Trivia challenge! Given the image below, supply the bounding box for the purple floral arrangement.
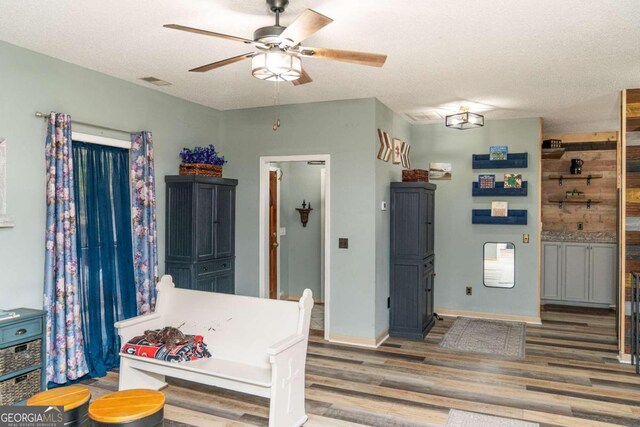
[179,145,226,166]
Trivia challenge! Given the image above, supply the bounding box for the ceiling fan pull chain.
[273,80,281,131]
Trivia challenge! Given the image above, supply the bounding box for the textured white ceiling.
[0,0,638,132]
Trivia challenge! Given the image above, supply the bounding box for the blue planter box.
[472,153,528,169]
[472,209,528,225]
[472,181,528,197]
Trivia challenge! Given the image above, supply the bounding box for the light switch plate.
[338,238,348,249]
[279,227,286,236]
[523,233,529,244]
[381,201,387,211]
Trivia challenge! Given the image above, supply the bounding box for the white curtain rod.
[34,111,135,135]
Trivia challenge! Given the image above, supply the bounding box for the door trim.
[269,166,281,299]
[259,155,331,341]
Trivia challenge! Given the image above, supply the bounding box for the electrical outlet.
[387,297,390,308]
[523,234,530,244]
[466,286,472,296]
[577,222,584,231]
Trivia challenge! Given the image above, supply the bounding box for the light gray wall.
[278,161,322,299]
[374,100,411,338]
[221,99,379,340]
[411,118,541,318]
[0,41,222,310]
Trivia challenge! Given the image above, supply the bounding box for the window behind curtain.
[73,141,136,378]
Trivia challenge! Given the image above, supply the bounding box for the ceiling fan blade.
[164,24,262,46]
[278,9,333,46]
[189,53,255,73]
[300,47,387,67]
[292,68,313,86]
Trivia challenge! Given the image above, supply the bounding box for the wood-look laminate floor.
[84,310,640,427]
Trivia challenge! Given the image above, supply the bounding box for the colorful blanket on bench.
[122,334,212,362]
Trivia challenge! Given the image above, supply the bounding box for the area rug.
[445,410,539,427]
[439,317,526,358]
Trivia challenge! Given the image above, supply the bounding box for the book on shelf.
[503,173,522,188]
[478,174,495,189]
[491,201,508,217]
[489,146,508,160]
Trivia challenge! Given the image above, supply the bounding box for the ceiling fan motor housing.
[254,25,286,45]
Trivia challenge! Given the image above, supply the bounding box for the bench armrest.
[114,312,162,330]
[266,334,305,356]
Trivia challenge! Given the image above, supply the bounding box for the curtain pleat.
[130,132,158,314]
[44,113,89,384]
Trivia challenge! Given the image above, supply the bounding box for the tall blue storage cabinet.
[390,182,437,340]
[165,175,237,294]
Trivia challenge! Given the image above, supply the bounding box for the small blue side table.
[0,308,46,405]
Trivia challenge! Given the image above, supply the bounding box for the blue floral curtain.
[44,113,89,384]
[130,132,158,314]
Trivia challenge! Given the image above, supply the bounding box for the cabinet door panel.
[425,190,435,257]
[563,244,589,301]
[166,183,193,261]
[391,190,422,258]
[590,244,616,304]
[542,243,562,300]
[215,272,234,294]
[214,186,235,259]
[195,276,216,293]
[196,184,215,260]
[424,267,434,327]
[391,263,421,331]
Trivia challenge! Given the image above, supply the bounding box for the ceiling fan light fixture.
[445,111,485,130]
[252,51,301,82]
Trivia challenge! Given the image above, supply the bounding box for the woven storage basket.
[0,369,41,405]
[179,163,222,177]
[402,169,429,182]
[0,339,41,376]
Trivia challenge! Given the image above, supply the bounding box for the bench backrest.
[153,275,312,368]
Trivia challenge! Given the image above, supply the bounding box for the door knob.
[272,241,279,248]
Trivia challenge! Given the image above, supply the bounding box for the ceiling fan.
[164,0,387,86]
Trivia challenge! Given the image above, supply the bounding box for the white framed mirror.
[483,242,515,288]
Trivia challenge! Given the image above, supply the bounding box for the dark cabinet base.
[390,316,435,340]
[166,257,235,294]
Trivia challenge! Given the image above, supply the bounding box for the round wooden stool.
[89,389,165,427]
[27,385,91,426]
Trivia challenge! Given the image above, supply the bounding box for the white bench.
[115,275,314,427]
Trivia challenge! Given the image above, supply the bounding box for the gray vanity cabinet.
[165,175,237,294]
[390,182,437,340]
[542,241,616,306]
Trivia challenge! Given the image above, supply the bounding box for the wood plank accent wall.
[541,135,617,233]
[623,88,640,354]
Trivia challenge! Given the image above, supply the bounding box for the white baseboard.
[435,307,542,325]
[328,328,389,348]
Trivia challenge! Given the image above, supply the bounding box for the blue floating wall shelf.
[472,181,528,197]
[472,153,528,169]
[472,209,528,225]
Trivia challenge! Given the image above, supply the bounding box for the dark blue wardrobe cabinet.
[165,175,237,294]
[390,182,437,340]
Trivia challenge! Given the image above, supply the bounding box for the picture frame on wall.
[376,128,388,161]
[489,146,508,160]
[0,138,14,228]
[429,162,452,180]
[503,173,522,188]
[392,138,402,164]
[383,132,392,162]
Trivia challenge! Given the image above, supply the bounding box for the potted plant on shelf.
[179,144,227,177]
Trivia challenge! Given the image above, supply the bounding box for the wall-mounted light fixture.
[296,200,313,227]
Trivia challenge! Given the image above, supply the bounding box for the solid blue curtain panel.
[130,132,159,314]
[72,142,137,378]
[44,113,89,384]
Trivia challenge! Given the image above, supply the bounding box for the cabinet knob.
[203,266,208,271]
[15,328,27,336]
[222,264,227,268]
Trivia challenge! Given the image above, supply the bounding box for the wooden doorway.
[269,170,279,299]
